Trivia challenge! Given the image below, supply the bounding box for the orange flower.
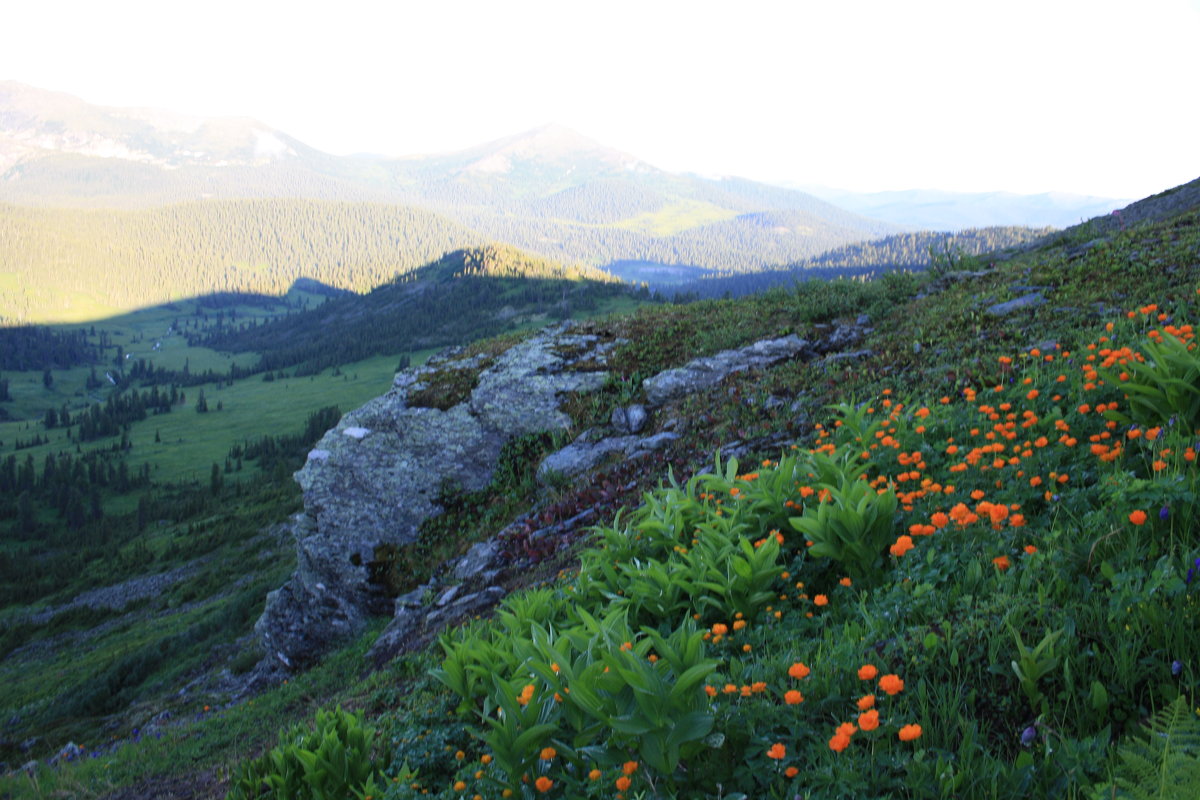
[837,721,858,738]
[1024,545,1037,555]
[615,776,631,791]
[539,747,556,761]
[785,766,799,778]
[889,535,915,557]
[993,555,1011,571]
[878,674,905,695]
[588,769,601,780]
[858,664,878,681]
[839,576,852,587]
[784,689,804,705]
[857,694,876,710]
[788,662,811,680]
[814,594,829,606]
[857,709,880,731]
[732,619,747,631]
[454,780,467,791]
[622,761,638,775]
[898,724,923,742]
[1129,509,1147,526]
[704,685,717,697]
[535,776,553,793]
[829,732,851,752]
[767,742,787,760]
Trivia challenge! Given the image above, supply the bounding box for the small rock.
[634,431,679,453]
[393,585,430,613]
[610,404,648,435]
[435,585,461,607]
[538,436,639,481]
[452,540,501,581]
[642,335,813,406]
[341,427,371,440]
[985,292,1046,317]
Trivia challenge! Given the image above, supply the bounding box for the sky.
[3,0,1198,200]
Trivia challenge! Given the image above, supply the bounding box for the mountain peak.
[0,81,308,171]
[456,123,649,176]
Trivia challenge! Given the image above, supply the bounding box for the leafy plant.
[1099,326,1200,431]
[789,457,898,582]
[1109,695,1200,800]
[1008,624,1065,715]
[226,707,385,800]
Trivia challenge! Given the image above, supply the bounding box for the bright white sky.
[3,0,1198,199]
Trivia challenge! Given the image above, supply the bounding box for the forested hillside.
[201,245,641,374]
[661,225,1052,298]
[0,199,485,323]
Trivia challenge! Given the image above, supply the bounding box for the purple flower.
[1020,726,1038,746]
[1161,506,1171,520]
[1172,660,1184,676]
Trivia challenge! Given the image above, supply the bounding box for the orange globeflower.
[898,724,923,742]
[829,732,852,752]
[993,555,1011,571]
[588,769,602,780]
[857,709,880,731]
[857,694,876,710]
[622,761,638,775]
[539,747,556,761]
[712,623,729,635]
[858,664,879,681]
[839,576,853,587]
[1129,509,1148,525]
[785,766,800,778]
[784,689,804,705]
[814,594,829,606]
[535,776,553,793]
[788,662,811,680]
[615,776,631,791]
[767,742,787,760]
[878,674,905,695]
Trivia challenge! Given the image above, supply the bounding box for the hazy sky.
[4,0,1198,199]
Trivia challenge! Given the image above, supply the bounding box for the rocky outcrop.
[641,335,815,406]
[254,323,612,671]
[253,316,874,675]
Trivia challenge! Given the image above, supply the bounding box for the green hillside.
[2,183,1197,798]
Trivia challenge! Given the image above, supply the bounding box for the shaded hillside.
[200,245,643,374]
[0,199,485,324]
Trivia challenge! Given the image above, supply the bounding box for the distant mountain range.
[1,81,1094,323]
[0,82,897,277]
[794,185,1128,231]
